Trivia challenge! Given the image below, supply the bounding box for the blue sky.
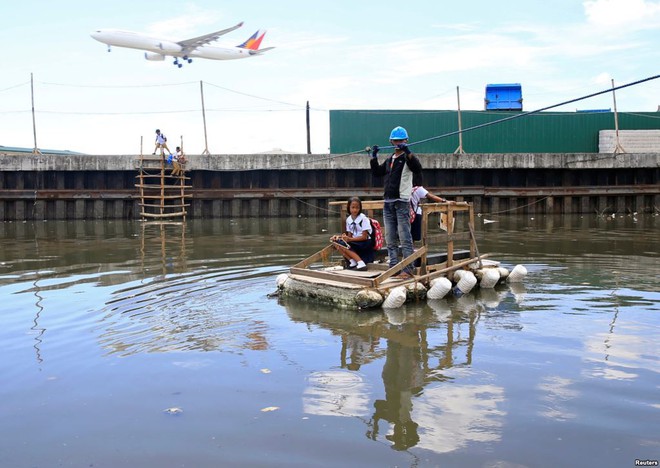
[1,0,659,154]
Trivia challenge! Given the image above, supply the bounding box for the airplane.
[90,22,274,67]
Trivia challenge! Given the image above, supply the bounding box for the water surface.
[0,215,658,467]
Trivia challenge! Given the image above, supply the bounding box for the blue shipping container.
[484,83,522,111]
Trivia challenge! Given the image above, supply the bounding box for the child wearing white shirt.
[330,197,375,271]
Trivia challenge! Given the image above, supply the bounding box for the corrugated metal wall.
[329,110,660,154]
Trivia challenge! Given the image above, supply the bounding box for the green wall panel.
[329,110,660,154]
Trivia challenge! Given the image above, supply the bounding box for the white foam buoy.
[454,271,477,296]
[382,286,407,309]
[497,267,510,281]
[507,264,528,283]
[453,269,466,282]
[427,277,452,299]
[479,268,500,289]
[276,273,289,288]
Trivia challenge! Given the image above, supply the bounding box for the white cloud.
[584,0,660,27]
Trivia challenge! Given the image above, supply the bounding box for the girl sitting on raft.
[330,197,375,271]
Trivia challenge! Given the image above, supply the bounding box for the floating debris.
[260,406,280,412]
[260,368,271,374]
[163,407,183,415]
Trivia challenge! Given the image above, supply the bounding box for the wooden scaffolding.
[135,153,191,220]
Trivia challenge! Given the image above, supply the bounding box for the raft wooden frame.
[289,199,484,290]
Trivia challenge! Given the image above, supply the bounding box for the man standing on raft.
[369,126,422,279]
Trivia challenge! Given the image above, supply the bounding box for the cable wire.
[375,74,660,150]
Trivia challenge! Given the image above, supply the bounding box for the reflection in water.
[537,376,578,421]
[31,275,45,366]
[370,335,425,451]
[303,370,371,418]
[414,384,505,453]
[96,271,274,356]
[286,294,508,453]
[140,221,189,277]
[1,216,658,466]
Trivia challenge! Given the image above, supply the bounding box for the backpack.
[369,218,384,250]
[162,134,167,142]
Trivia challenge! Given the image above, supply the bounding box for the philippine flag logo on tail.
[237,30,266,50]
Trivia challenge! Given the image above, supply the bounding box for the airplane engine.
[144,52,165,61]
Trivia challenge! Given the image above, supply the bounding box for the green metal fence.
[329,110,660,154]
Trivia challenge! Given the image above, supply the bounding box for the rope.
[479,195,552,216]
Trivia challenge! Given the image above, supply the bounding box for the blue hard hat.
[389,126,409,140]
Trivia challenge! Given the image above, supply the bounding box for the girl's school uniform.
[346,212,375,263]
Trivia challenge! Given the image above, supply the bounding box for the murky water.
[0,215,658,468]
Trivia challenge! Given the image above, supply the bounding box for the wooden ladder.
[136,152,191,220]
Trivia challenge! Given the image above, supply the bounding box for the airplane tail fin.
[237,29,267,50]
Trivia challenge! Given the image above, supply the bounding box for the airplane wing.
[177,22,244,52]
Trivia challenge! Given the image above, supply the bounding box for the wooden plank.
[139,203,190,208]
[374,254,490,291]
[135,184,192,189]
[140,211,186,218]
[136,174,190,180]
[289,267,374,287]
[373,246,427,287]
[467,221,482,268]
[139,194,193,199]
[292,244,335,269]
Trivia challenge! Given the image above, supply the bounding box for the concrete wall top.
[0,152,658,171]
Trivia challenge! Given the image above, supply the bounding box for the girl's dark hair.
[346,196,362,213]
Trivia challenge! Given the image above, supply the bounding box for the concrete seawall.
[1,152,658,220]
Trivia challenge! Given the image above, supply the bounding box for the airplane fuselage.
[91,29,256,61]
[92,30,183,54]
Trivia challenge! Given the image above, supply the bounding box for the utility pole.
[306,101,311,154]
[454,86,465,155]
[611,79,626,154]
[31,73,41,155]
[200,80,210,155]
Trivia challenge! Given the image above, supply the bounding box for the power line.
[0,81,30,93]
[203,80,326,110]
[38,80,197,88]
